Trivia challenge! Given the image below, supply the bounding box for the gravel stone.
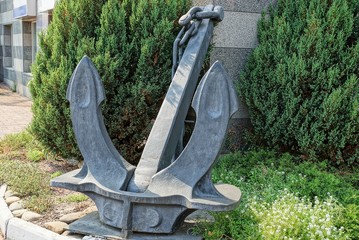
[12,209,28,218]
[4,190,15,199]
[59,212,85,223]
[83,206,97,214]
[61,230,84,239]
[44,221,68,234]
[21,211,42,221]
[9,201,23,211]
[5,196,20,205]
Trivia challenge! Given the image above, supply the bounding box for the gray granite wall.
[192,0,276,150]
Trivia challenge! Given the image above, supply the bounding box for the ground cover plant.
[0,131,87,213]
[239,0,359,164]
[30,0,190,164]
[196,150,358,239]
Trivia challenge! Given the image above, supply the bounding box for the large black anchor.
[51,5,241,239]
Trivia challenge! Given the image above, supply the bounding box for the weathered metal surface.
[147,61,239,198]
[51,4,241,239]
[128,5,215,193]
[52,169,240,234]
[68,211,202,240]
[66,56,135,191]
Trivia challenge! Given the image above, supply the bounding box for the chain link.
[172,6,224,78]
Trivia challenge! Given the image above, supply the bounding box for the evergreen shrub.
[30,0,189,164]
[239,0,359,165]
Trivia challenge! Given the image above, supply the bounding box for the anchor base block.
[68,211,202,240]
[51,169,241,234]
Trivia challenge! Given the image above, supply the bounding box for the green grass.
[50,171,64,179]
[0,158,52,213]
[60,193,89,203]
[197,150,358,239]
[0,131,76,213]
[0,130,47,161]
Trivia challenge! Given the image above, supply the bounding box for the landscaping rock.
[44,221,68,234]
[61,230,71,236]
[4,190,15,199]
[59,212,85,223]
[61,230,83,239]
[9,201,23,211]
[186,210,215,223]
[77,161,83,168]
[82,206,97,214]
[21,211,42,221]
[67,158,80,166]
[6,196,20,205]
[12,209,28,218]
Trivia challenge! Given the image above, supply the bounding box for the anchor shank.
[128,5,215,193]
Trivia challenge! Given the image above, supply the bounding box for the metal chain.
[172,6,224,78]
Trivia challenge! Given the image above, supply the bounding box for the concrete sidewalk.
[0,83,32,139]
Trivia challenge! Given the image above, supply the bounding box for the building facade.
[0,0,275,123]
[0,0,55,97]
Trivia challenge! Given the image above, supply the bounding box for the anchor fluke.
[147,61,239,199]
[65,56,135,191]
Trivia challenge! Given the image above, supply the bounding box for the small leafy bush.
[26,149,44,162]
[239,0,359,165]
[30,0,189,164]
[198,150,358,239]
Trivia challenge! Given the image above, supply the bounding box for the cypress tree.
[239,0,359,164]
[30,0,189,164]
[30,0,106,157]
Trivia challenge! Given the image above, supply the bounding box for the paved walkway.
[0,83,32,139]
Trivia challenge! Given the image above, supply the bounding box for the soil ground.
[34,160,96,228]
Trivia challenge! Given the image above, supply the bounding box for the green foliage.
[198,150,358,239]
[29,0,189,163]
[0,159,52,213]
[0,131,48,161]
[0,131,32,153]
[50,171,63,179]
[26,149,45,162]
[239,0,359,165]
[30,0,106,159]
[61,193,89,203]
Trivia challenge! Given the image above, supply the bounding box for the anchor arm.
[128,5,218,193]
[147,61,239,199]
[66,56,135,191]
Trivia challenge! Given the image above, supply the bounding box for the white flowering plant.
[250,190,348,240]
